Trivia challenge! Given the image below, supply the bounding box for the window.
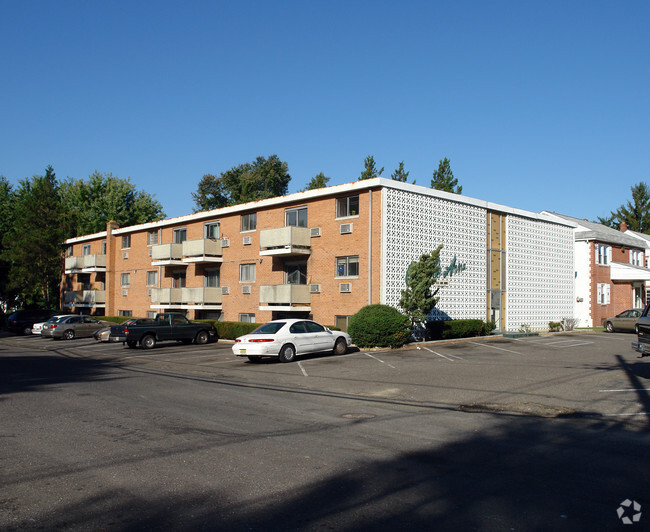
[146,311,156,319]
[172,272,186,288]
[82,244,91,256]
[240,263,256,282]
[239,313,255,323]
[285,263,307,284]
[122,235,131,249]
[336,256,359,277]
[173,227,187,244]
[631,250,643,266]
[118,310,133,317]
[597,283,610,304]
[204,268,219,287]
[596,244,611,265]
[66,247,73,257]
[120,273,131,287]
[205,222,220,239]
[241,213,257,232]
[146,271,158,286]
[78,273,91,290]
[337,195,359,218]
[101,241,107,254]
[147,230,159,246]
[285,206,308,227]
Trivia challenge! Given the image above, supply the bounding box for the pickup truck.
[632,303,650,357]
[110,313,218,349]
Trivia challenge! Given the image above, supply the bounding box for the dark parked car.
[5,309,58,335]
[603,308,643,333]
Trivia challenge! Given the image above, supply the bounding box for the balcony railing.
[259,284,311,306]
[181,287,223,304]
[65,254,106,271]
[259,226,311,255]
[150,288,182,304]
[64,290,106,305]
[182,238,223,262]
[151,243,183,262]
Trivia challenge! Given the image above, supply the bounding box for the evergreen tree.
[398,245,443,327]
[391,161,414,184]
[603,182,650,233]
[3,166,64,307]
[358,155,384,180]
[431,157,462,193]
[0,176,16,307]
[302,172,330,191]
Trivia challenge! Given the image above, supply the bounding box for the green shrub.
[102,316,137,324]
[348,304,411,348]
[215,321,259,340]
[548,321,563,332]
[426,319,489,340]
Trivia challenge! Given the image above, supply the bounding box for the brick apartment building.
[62,178,575,332]
[543,213,650,327]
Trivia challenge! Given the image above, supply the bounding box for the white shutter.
[605,284,611,304]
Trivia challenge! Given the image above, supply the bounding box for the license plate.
[239,349,246,354]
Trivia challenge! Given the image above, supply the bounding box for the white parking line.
[599,388,650,392]
[422,346,457,362]
[364,353,396,369]
[472,342,522,355]
[598,412,650,417]
[297,361,308,376]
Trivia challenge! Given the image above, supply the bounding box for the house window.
[336,256,359,277]
[240,263,256,282]
[596,244,611,265]
[285,206,308,227]
[204,269,219,288]
[241,213,257,232]
[239,313,255,323]
[205,222,220,239]
[146,271,158,286]
[173,227,187,244]
[172,272,186,288]
[101,241,107,254]
[597,283,610,304]
[631,250,643,266]
[122,235,131,249]
[147,230,159,246]
[82,244,91,256]
[120,273,131,287]
[337,195,359,218]
[118,310,133,317]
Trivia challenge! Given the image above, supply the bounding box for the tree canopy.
[60,171,165,237]
[358,155,384,180]
[431,158,462,194]
[391,161,414,184]
[398,245,443,327]
[598,182,650,233]
[193,155,291,212]
[0,176,16,306]
[302,172,330,191]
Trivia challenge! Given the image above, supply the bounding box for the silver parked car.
[32,314,75,335]
[43,315,109,340]
[603,308,643,333]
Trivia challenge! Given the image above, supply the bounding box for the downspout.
[368,189,372,304]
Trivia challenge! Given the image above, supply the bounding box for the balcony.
[151,243,184,266]
[150,287,222,309]
[181,287,223,305]
[63,290,106,307]
[64,254,106,273]
[259,226,311,256]
[182,238,223,263]
[259,284,311,311]
[150,288,183,304]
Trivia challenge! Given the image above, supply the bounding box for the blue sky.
[1,1,648,222]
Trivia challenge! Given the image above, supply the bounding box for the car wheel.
[63,329,75,340]
[278,344,296,363]
[126,340,137,349]
[195,331,209,345]
[605,322,614,333]
[247,356,262,363]
[23,326,32,335]
[333,337,347,355]
[141,335,156,349]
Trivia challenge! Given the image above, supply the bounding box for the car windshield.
[251,322,286,335]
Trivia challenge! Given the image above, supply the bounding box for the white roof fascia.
[64,231,108,245]
[610,262,650,281]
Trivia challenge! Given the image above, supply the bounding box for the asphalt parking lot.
[4,329,649,428]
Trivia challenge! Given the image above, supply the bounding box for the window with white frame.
[146,271,158,286]
[122,235,131,249]
[239,313,255,323]
[597,283,610,304]
[205,222,220,239]
[336,256,359,277]
[120,273,131,287]
[241,213,257,232]
[118,310,133,317]
[337,195,359,218]
[285,206,308,227]
[147,230,159,246]
[630,249,643,266]
[82,244,91,256]
[240,263,256,282]
[596,244,611,265]
[173,227,187,244]
[147,311,157,319]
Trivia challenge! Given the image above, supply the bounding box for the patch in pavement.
[459,402,578,418]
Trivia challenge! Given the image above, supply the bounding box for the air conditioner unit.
[122,252,129,259]
[221,286,230,295]
[339,283,351,293]
[221,238,230,247]
[121,289,128,297]
[243,236,252,245]
[340,223,352,234]
[242,285,251,294]
[309,283,321,293]
[310,227,321,238]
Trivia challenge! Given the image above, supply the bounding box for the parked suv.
[5,309,58,335]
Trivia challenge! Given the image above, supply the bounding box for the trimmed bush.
[214,321,259,340]
[348,304,411,348]
[426,319,489,340]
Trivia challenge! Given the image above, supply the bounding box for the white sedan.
[232,319,352,363]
